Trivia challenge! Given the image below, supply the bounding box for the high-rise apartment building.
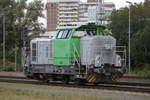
[47,0,59,31]
[58,0,80,26]
[79,2,96,23]
[87,0,96,2]
[47,0,115,31]
[79,1,115,24]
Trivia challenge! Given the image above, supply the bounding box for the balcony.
[59,11,78,14]
[59,19,78,22]
[59,15,78,18]
[59,4,79,7]
[59,7,78,11]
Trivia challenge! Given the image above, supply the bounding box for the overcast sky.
[82,0,144,9]
[39,0,145,9]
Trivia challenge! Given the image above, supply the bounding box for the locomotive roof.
[78,24,106,30]
[31,38,52,42]
[56,26,80,30]
[56,24,106,30]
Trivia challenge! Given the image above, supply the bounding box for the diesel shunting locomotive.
[24,24,126,84]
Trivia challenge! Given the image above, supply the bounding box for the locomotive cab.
[53,26,84,66]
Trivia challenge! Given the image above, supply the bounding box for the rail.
[0,75,150,94]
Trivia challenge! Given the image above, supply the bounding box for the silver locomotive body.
[80,35,119,67]
[30,38,53,65]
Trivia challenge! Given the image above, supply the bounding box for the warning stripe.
[92,76,96,82]
[86,75,93,81]
[87,74,96,83]
[89,76,95,82]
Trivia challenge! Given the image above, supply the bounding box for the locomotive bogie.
[28,65,79,75]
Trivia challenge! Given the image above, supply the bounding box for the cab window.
[57,31,63,38]
[57,30,71,39]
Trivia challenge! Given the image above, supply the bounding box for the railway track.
[1,75,150,80]
[0,75,150,94]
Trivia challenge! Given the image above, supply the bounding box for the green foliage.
[0,0,45,48]
[129,64,150,77]
[0,59,15,69]
[109,1,150,70]
[137,64,150,77]
[131,23,150,67]
[111,8,128,45]
[0,0,45,66]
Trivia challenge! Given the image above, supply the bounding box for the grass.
[125,72,140,76]
[0,82,112,95]
[125,67,150,77]
[0,59,16,69]
[0,72,24,77]
[0,86,110,100]
[0,82,125,96]
[0,82,150,99]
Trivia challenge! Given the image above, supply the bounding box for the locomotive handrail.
[72,43,81,74]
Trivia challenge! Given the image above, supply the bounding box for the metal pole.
[3,16,5,69]
[128,6,131,72]
[126,1,132,72]
[15,45,17,71]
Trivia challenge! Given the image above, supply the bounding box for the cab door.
[37,41,51,64]
[53,29,72,66]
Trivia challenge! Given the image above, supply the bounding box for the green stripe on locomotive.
[53,28,80,66]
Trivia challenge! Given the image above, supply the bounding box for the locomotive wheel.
[75,79,85,85]
[62,76,70,84]
[26,75,33,79]
[93,82,99,86]
[45,77,53,83]
[111,73,119,82]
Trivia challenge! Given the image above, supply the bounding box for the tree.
[109,1,150,69]
[131,23,150,68]
[0,0,45,64]
[14,0,45,48]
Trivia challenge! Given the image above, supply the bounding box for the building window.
[51,4,53,7]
